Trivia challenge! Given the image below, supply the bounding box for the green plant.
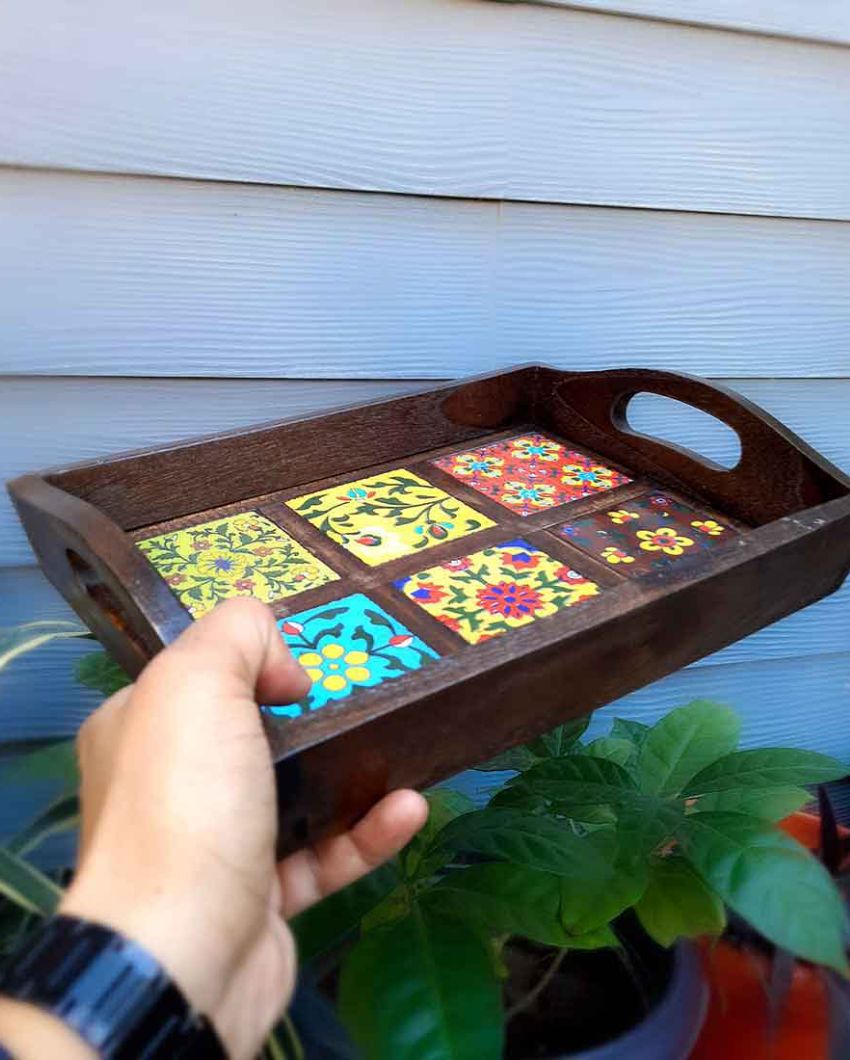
[295,701,849,1060]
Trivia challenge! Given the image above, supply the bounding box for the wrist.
[59,881,234,1031]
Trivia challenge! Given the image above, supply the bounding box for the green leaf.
[0,622,88,673]
[611,717,651,750]
[487,784,546,813]
[361,886,411,934]
[635,855,725,947]
[560,860,647,935]
[339,906,503,1060]
[424,863,569,947]
[0,847,63,916]
[526,718,589,758]
[518,755,638,814]
[435,808,611,879]
[474,745,540,773]
[683,748,848,796]
[637,700,740,797]
[678,812,848,973]
[558,824,650,934]
[692,787,811,821]
[2,740,78,788]
[74,651,132,696]
[8,795,80,857]
[615,799,684,861]
[561,924,619,950]
[404,789,474,880]
[582,737,636,768]
[291,862,398,964]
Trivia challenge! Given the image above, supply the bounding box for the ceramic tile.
[266,593,439,717]
[395,538,600,645]
[137,511,337,618]
[286,468,495,566]
[433,432,631,516]
[558,492,738,576]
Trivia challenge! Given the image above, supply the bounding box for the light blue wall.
[1,0,848,838]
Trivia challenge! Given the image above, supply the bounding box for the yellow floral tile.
[395,538,600,644]
[286,468,495,566]
[137,511,338,617]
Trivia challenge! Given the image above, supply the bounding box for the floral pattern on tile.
[558,493,738,577]
[433,432,631,516]
[137,511,338,618]
[395,538,600,645]
[286,469,494,566]
[266,593,439,717]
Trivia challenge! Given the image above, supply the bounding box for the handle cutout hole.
[625,393,741,470]
[66,549,134,637]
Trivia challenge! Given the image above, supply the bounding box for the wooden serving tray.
[9,367,850,855]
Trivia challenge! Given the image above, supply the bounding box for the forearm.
[0,997,94,1060]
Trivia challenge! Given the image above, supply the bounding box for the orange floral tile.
[433,432,631,516]
[558,493,738,576]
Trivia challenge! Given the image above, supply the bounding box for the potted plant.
[1,626,848,1059]
[292,699,849,1059]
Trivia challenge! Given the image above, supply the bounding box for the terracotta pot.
[689,939,828,1060]
[690,810,840,1060]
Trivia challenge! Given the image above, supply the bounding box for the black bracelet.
[0,914,226,1058]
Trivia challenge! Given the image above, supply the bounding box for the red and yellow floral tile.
[286,468,494,566]
[432,432,631,516]
[267,593,439,717]
[557,493,738,576]
[395,538,600,644]
[137,511,338,617]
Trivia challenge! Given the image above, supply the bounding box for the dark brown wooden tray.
[9,366,850,855]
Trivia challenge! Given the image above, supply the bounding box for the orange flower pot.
[689,810,845,1059]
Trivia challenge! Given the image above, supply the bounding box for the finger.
[136,597,310,712]
[279,789,428,919]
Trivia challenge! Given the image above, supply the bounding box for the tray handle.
[538,368,848,525]
[7,475,190,676]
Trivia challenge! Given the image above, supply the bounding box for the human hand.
[59,597,428,1058]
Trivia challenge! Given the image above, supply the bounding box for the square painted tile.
[433,432,631,516]
[558,492,738,576]
[395,538,600,645]
[137,511,338,618]
[286,468,495,566]
[266,593,439,717]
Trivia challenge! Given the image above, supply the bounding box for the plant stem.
[506,947,568,1021]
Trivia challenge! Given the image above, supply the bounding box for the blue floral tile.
[265,593,439,718]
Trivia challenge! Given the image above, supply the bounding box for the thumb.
[135,597,311,713]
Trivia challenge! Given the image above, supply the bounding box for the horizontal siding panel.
[515,0,850,46]
[2,171,850,379]
[1,1,849,218]
[1,375,849,566]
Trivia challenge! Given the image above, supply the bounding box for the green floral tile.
[286,468,494,566]
[137,511,338,617]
